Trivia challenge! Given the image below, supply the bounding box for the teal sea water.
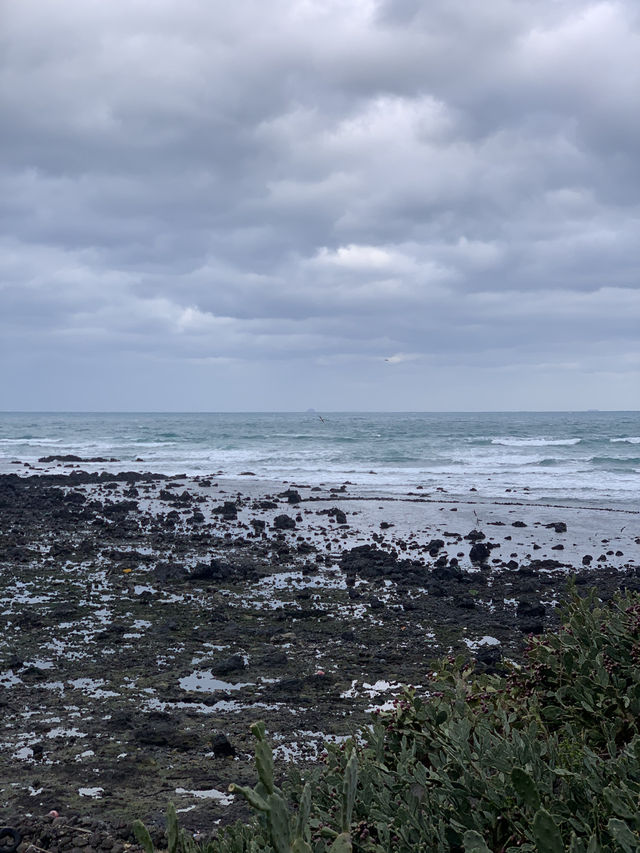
[0,411,638,508]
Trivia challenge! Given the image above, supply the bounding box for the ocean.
[0,411,638,508]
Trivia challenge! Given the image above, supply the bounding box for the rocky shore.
[1,469,638,845]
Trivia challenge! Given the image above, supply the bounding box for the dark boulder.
[464,530,486,542]
[516,599,546,633]
[211,733,236,758]
[133,713,198,751]
[431,563,463,582]
[279,489,302,504]
[329,507,347,525]
[213,501,238,519]
[469,542,492,565]
[211,654,246,676]
[153,562,188,583]
[475,645,503,674]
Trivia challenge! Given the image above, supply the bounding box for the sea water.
[0,411,638,508]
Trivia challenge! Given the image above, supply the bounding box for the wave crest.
[491,437,581,447]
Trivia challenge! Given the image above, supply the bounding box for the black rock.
[519,619,545,635]
[273,514,296,530]
[259,500,278,509]
[469,542,491,565]
[189,560,223,582]
[432,563,463,582]
[213,501,238,519]
[516,599,546,619]
[465,530,486,542]
[329,508,347,525]
[279,489,302,504]
[133,713,198,750]
[211,733,236,758]
[476,645,503,672]
[259,650,288,666]
[211,654,246,675]
[20,665,49,682]
[153,562,189,583]
[528,559,565,573]
[546,522,567,533]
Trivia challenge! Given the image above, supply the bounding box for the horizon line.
[0,409,637,416]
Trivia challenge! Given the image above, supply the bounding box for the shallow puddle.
[178,670,254,692]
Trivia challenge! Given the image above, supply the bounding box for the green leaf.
[132,820,155,853]
[603,786,636,820]
[607,819,639,853]
[569,834,585,853]
[166,802,178,853]
[291,840,312,853]
[295,781,313,840]
[533,809,564,853]
[250,720,267,740]
[267,792,291,853]
[228,783,269,813]
[329,833,353,853]
[463,829,492,853]
[255,738,275,795]
[586,835,601,853]
[512,767,541,810]
[342,750,358,831]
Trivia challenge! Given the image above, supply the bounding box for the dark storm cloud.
[1,0,639,409]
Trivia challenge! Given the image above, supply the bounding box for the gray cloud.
[1,0,639,410]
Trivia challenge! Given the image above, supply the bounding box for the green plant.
[230,721,356,852]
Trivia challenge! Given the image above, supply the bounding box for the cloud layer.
[1,0,639,409]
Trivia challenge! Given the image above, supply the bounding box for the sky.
[1,0,639,412]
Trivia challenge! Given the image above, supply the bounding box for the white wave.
[270,433,317,439]
[491,437,581,447]
[611,437,640,444]
[451,453,545,467]
[0,438,63,445]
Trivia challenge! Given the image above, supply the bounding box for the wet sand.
[1,469,638,836]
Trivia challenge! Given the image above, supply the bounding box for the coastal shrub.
[135,588,640,852]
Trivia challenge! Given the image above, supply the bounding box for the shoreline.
[1,469,638,838]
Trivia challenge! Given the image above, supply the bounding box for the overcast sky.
[1,0,639,411]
